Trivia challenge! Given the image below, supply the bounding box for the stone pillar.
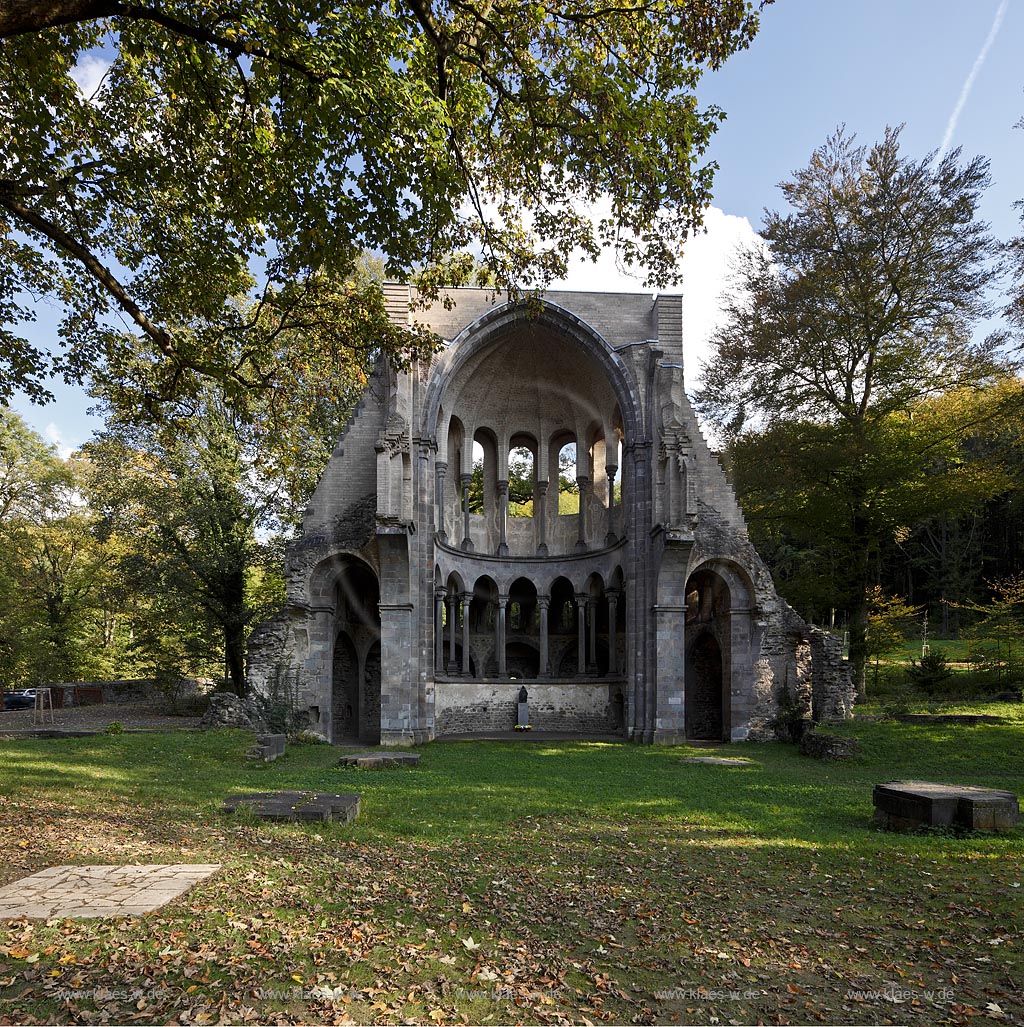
[663,440,677,526]
[605,467,618,545]
[434,588,446,675]
[576,594,587,675]
[447,594,458,674]
[587,597,598,674]
[535,480,549,556]
[606,590,619,675]
[496,594,508,676]
[461,592,472,676]
[460,474,474,552]
[435,461,448,541]
[538,595,551,677]
[496,480,510,556]
[575,476,590,553]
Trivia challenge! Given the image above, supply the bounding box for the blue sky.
[9,0,1024,453]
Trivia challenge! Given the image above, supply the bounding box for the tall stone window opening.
[556,441,578,514]
[508,444,535,517]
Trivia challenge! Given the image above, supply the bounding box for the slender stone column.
[434,588,446,674]
[535,480,549,555]
[576,594,588,674]
[496,480,510,556]
[460,474,474,552]
[587,597,598,673]
[537,595,551,677]
[447,595,458,674]
[461,592,472,676]
[575,476,590,553]
[496,594,508,676]
[605,467,618,545]
[606,590,619,675]
[435,461,448,541]
[663,441,677,526]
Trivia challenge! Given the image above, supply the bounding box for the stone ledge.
[337,751,420,769]
[222,791,361,823]
[800,731,862,761]
[872,781,1019,832]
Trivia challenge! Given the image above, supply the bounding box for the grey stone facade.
[248,285,854,745]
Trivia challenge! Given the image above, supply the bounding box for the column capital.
[497,593,509,608]
[536,594,551,609]
[435,586,448,599]
[460,591,473,605]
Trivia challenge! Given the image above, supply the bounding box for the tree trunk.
[225,620,247,697]
[222,565,248,697]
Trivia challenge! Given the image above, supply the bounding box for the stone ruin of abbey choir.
[248,284,855,745]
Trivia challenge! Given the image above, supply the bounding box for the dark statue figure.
[518,686,528,704]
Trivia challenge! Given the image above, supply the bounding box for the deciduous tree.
[699,127,1014,696]
[0,0,769,403]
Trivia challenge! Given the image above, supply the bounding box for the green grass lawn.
[1,712,1022,1026]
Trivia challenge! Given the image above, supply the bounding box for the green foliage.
[701,125,1018,695]
[0,1,766,401]
[0,411,134,687]
[104,720,124,734]
[906,648,954,696]
[957,572,1024,688]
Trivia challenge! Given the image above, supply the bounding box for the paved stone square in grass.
[336,751,420,768]
[679,755,753,766]
[0,864,221,919]
[221,790,361,822]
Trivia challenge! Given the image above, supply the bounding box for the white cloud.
[546,203,763,386]
[45,423,76,460]
[71,54,110,102]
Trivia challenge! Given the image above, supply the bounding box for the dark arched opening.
[685,631,724,740]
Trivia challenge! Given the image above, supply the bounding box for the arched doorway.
[684,567,732,742]
[332,631,359,741]
[330,559,381,744]
[685,631,724,740]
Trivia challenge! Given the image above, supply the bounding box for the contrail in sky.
[934,0,1008,165]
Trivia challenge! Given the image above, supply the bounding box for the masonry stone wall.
[434,680,622,735]
[248,285,853,746]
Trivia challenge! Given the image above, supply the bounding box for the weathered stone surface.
[200,693,256,730]
[222,791,361,823]
[247,733,287,762]
[336,751,420,769]
[800,731,862,761]
[679,756,752,766]
[872,780,1019,832]
[0,864,220,919]
[247,285,854,747]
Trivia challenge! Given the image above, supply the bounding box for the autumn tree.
[0,0,769,404]
[0,413,125,685]
[698,127,1014,697]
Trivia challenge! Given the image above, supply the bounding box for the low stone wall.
[41,678,210,706]
[433,679,626,735]
[800,730,862,761]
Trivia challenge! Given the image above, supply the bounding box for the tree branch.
[0,192,175,355]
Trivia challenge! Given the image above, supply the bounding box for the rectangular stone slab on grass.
[336,751,420,769]
[0,864,220,920]
[873,781,1019,831]
[222,790,360,823]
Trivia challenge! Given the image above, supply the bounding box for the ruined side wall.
[434,680,622,735]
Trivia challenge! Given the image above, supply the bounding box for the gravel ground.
[0,700,203,733]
